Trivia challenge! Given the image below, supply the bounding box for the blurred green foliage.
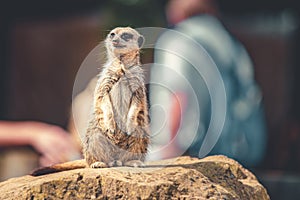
[103,0,167,29]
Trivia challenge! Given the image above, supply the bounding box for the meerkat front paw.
[104,123,116,134]
[90,161,108,168]
[107,119,117,134]
[106,127,115,134]
[124,160,145,168]
[127,125,144,136]
[126,124,138,136]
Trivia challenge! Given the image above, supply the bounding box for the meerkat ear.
[138,35,144,48]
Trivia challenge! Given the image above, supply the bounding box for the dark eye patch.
[121,32,133,41]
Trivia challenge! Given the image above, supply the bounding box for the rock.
[0,155,269,199]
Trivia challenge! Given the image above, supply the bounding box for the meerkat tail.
[30,159,87,176]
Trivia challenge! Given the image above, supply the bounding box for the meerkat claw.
[90,161,107,168]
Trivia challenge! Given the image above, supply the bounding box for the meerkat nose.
[112,39,120,44]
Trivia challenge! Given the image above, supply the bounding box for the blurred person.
[0,120,81,180]
[149,0,267,167]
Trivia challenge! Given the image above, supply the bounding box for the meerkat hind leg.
[90,161,108,168]
[124,160,145,168]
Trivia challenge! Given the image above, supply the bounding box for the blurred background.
[0,0,300,199]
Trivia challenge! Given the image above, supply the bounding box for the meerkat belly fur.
[83,27,149,168]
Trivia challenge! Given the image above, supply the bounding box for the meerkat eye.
[121,33,133,41]
[110,32,115,39]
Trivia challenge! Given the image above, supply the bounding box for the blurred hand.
[24,122,81,167]
[166,0,219,25]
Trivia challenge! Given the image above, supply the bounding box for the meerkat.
[83,27,149,168]
[31,27,149,176]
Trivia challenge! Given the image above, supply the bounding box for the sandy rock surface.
[0,155,270,199]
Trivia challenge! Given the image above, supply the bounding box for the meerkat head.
[105,27,144,59]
